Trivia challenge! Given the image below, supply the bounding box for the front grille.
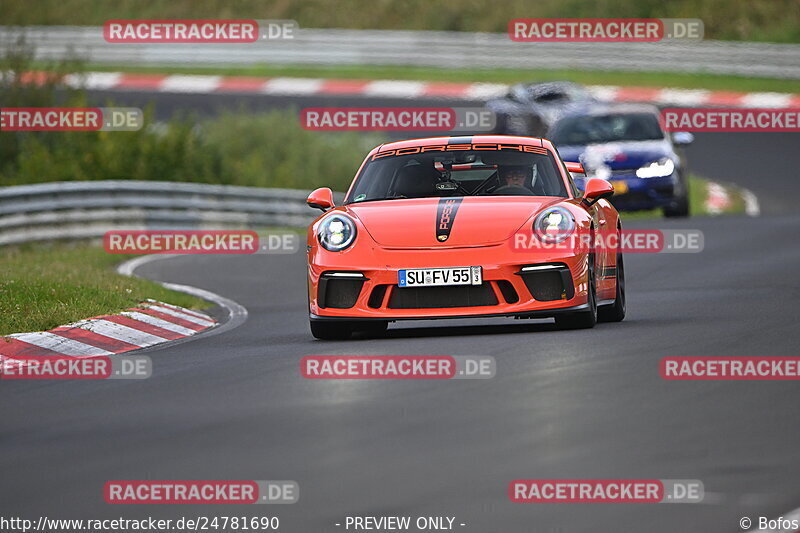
[318,277,364,309]
[388,283,498,309]
[519,266,574,301]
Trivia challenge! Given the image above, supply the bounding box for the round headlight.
[533,206,575,243]
[318,214,357,251]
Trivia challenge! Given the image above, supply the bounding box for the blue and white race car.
[548,103,694,217]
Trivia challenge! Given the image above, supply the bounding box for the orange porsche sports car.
[305,135,625,340]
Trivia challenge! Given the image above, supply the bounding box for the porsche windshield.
[346,149,568,203]
[549,112,665,145]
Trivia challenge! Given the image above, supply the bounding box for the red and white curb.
[704,181,761,217]
[0,300,217,371]
[705,182,733,215]
[1,253,250,373]
[16,71,800,108]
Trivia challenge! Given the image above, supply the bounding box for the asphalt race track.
[1,91,799,532]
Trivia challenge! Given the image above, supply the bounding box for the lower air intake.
[319,277,364,309]
[388,283,498,309]
[520,268,574,301]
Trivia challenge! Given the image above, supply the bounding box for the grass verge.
[690,175,750,216]
[622,174,750,219]
[0,244,208,336]
[77,63,800,95]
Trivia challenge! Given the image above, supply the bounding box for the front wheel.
[663,194,689,218]
[555,256,597,330]
[598,252,626,323]
[664,177,690,218]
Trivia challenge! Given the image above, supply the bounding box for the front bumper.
[308,242,594,321]
[310,304,591,322]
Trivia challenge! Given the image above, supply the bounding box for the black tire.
[555,254,597,330]
[663,194,690,218]
[598,252,626,323]
[664,177,690,218]
[310,320,353,340]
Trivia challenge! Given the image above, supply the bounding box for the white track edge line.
[116,254,249,342]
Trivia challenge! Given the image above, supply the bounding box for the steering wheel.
[492,185,532,196]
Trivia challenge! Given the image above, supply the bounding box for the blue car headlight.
[318,214,357,251]
[636,158,675,178]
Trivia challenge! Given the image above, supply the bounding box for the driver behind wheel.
[495,165,533,194]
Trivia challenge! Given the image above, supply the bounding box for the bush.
[0,42,378,191]
[203,110,377,190]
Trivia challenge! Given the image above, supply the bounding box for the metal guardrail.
[0,181,332,246]
[2,26,800,79]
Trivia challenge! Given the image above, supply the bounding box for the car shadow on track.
[303,319,634,342]
[360,320,560,340]
[344,319,634,341]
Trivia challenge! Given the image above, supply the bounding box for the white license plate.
[398,266,482,288]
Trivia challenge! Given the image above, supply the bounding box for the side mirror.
[307,187,334,212]
[672,131,694,146]
[582,178,614,207]
[565,161,585,174]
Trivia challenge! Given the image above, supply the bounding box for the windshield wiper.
[357,195,409,202]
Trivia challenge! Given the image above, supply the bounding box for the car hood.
[557,139,674,171]
[346,196,560,248]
